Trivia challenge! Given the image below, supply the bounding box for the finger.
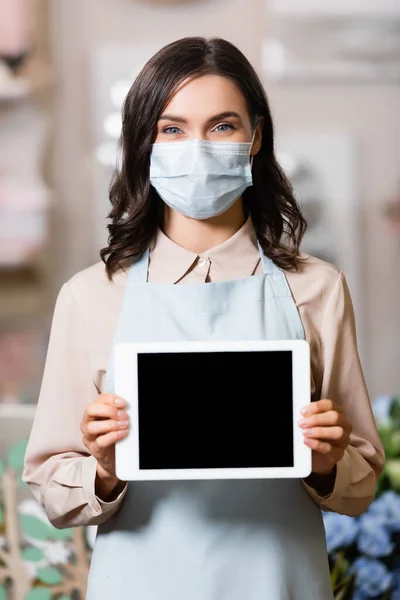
[304,437,345,460]
[301,399,343,417]
[85,417,129,438]
[304,437,332,454]
[96,394,126,407]
[302,426,351,445]
[85,403,128,422]
[299,410,351,431]
[95,429,128,449]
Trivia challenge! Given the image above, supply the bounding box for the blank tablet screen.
[137,350,294,470]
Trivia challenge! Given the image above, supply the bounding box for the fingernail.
[298,418,308,427]
[114,397,125,407]
[302,429,313,436]
[118,420,129,429]
[301,406,311,416]
[117,410,127,419]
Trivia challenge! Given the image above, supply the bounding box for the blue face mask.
[149,137,255,220]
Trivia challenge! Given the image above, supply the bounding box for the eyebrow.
[159,111,242,124]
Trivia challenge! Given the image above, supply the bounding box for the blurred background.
[1,0,399,413]
[0,0,399,597]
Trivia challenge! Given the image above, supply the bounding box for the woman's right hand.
[80,394,129,500]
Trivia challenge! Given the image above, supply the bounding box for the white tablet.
[114,339,311,481]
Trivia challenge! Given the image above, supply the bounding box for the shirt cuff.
[82,455,128,522]
[302,450,351,509]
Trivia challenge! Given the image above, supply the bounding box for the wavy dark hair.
[101,37,307,278]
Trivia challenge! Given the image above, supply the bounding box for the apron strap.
[127,249,150,286]
[256,241,282,276]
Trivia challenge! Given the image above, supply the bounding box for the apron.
[86,245,334,600]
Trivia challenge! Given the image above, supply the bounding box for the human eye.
[213,122,236,133]
[162,126,183,135]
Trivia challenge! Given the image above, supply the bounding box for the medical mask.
[149,137,255,220]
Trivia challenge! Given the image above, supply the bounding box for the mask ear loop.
[249,117,259,168]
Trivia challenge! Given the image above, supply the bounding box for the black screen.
[137,350,294,470]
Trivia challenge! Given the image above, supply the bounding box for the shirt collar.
[149,217,261,284]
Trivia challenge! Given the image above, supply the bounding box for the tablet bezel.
[114,339,311,481]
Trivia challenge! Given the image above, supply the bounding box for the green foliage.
[21,547,45,562]
[36,566,63,585]
[7,439,29,471]
[373,396,400,495]
[23,589,52,600]
[47,526,73,541]
[20,515,53,540]
[20,514,73,541]
[333,575,355,599]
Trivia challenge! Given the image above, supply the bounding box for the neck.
[162,199,246,253]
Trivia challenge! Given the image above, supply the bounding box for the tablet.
[114,339,311,481]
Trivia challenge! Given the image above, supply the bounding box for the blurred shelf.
[0,62,53,102]
[0,184,53,270]
[0,248,50,272]
[269,0,400,18]
[0,286,49,322]
[0,254,52,324]
[0,403,36,420]
[0,79,30,100]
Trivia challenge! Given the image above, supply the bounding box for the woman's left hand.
[298,399,352,475]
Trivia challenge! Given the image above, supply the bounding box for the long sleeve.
[302,271,385,516]
[22,282,127,529]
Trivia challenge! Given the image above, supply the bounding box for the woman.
[23,37,384,599]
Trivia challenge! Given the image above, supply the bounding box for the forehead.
[162,74,248,118]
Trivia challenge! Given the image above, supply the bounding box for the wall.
[267,82,400,396]
[50,0,400,397]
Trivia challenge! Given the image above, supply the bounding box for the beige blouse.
[22,219,385,528]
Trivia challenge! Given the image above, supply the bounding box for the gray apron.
[86,245,333,599]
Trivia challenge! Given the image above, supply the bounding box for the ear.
[251,117,264,156]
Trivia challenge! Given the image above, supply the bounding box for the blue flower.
[357,512,394,557]
[391,569,400,600]
[368,491,400,532]
[352,590,370,600]
[351,557,393,597]
[372,394,393,427]
[322,511,359,553]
